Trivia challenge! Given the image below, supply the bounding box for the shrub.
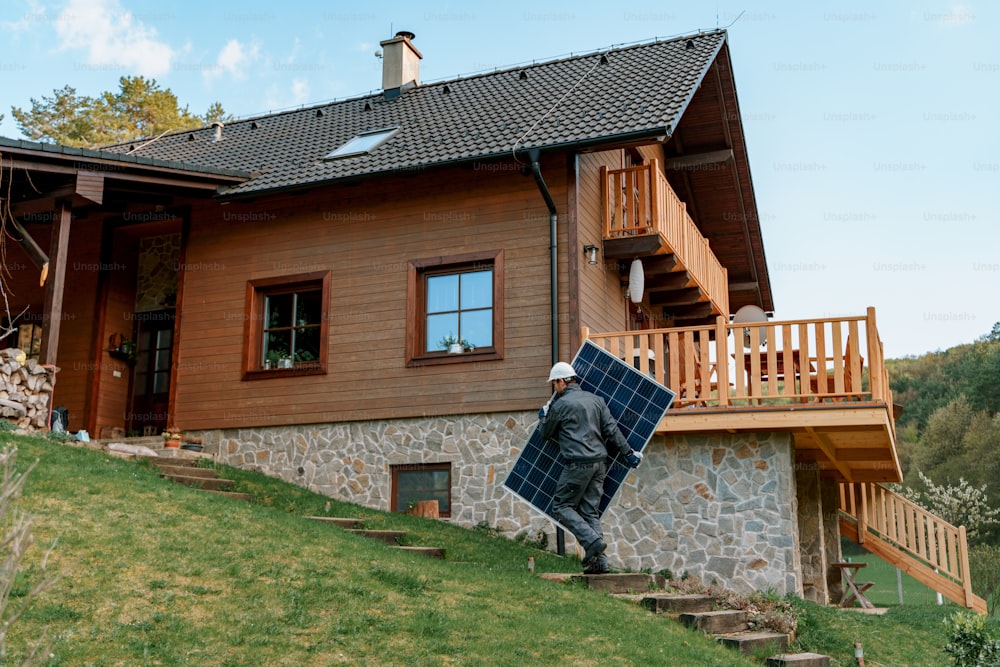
[943,611,1000,666]
[969,544,1000,616]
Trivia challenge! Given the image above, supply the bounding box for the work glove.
[538,394,556,419]
[625,450,643,469]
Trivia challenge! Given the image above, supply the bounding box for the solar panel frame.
[503,340,676,527]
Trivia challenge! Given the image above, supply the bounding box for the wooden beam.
[39,201,72,365]
[806,426,854,481]
[661,149,734,170]
[76,170,105,204]
[649,286,703,307]
[728,281,759,293]
[644,272,691,291]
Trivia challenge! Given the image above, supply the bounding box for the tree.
[11,76,229,148]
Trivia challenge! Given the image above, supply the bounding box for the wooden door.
[128,310,174,435]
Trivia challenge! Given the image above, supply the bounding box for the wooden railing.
[840,481,986,612]
[601,159,729,316]
[584,307,892,409]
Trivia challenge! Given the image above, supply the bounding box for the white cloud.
[264,79,311,112]
[55,0,174,77]
[204,39,260,83]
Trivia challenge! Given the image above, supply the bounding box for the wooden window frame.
[406,249,504,367]
[243,271,331,380]
[390,462,452,517]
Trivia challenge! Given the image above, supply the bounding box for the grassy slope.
[3,433,958,666]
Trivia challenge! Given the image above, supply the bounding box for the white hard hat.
[547,362,577,382]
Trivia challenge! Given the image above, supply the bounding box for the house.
[0,29,985,611]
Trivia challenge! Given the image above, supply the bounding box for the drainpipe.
[528,149,565,556]
[528,150,559,366]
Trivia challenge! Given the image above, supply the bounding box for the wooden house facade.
[0,30,984,611]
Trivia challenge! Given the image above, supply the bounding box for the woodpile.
[0,349,58,430]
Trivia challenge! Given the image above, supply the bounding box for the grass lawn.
[0,430,981,666]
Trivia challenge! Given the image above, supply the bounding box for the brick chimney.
[379,31,422,99]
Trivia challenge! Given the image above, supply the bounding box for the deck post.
[714,315,729,406]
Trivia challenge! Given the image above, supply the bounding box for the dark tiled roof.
[105,31,726,198]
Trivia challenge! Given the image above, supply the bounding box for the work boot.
[582,538,606,566]
[583,556,610,574]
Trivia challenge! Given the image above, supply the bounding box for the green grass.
[0,433,969,666]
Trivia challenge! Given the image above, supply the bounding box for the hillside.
[1,432,961,666]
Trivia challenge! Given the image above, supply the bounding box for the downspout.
[528,150,559,366]
[528,149,565,556]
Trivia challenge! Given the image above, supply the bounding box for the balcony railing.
[600,159,729,316]
[583,307,893,411]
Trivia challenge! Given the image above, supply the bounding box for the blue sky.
[1,0,997,358]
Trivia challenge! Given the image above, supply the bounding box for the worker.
[539,361,642,574]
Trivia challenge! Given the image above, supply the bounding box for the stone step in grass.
[678,609,749,634]
[639,593,716,615]
[304,516,364,529]
[717,631,788,656]
[766,652,831,667]
[569,573,666,595]
[157,464,218,478]
[162,474,235,492]
[203,490,253,502]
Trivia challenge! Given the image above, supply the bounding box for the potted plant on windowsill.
[438,334,474,354]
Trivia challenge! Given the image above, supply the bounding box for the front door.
[128,310,175,435]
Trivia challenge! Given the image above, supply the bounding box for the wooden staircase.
[543,573,831,665]
[839,482,987,614]
[305,516,446,559]
[145,456,253,502]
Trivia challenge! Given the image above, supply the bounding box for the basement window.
[324,127,399,160]
[391,463,451,517]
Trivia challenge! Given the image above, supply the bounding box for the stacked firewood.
[0,349,58,430]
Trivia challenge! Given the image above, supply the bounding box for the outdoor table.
[832,562,875,609]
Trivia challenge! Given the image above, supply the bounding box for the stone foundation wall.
[0,349,57,430]
[198,416,801,595]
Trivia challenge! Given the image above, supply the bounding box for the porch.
[583,307,900,484]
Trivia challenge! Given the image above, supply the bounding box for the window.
[406,250,504,365]
[391,463,451,517]
[243,271,330,378]
[324,127,399,160]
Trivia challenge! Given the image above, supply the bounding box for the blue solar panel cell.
[503,340,676,529]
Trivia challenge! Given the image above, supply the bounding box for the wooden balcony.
[600,159,729,322]
[584,307,901,483]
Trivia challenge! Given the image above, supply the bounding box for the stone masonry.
[199,416,801,596]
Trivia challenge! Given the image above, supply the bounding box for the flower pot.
[164,439,181,448]
[448,343,464,354]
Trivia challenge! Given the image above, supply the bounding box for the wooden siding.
[576,150,628,337]
[173,158,570,429]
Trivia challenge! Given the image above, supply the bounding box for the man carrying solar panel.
[539,362,643,574]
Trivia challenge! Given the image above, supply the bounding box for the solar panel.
[503,340,676,526]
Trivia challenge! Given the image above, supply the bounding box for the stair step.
[144,455,201,468]
[394,546,446,559]
[679,609,749,634]
[346,529,406,546]
[158,465,217,478]
[304,516,364,529]
[203,490,254,502]
[163,474,234,491]
[717,631,788,655]
[571,573,665,595]
[640,593,716,615]
[766,653,831,667]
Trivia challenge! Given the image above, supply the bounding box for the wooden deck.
[584,307,901,483]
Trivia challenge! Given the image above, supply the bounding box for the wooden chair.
[809,335,863,400]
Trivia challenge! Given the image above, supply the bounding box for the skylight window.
[324,127,399,160]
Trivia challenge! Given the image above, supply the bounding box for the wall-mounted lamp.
[583,244,599,266]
